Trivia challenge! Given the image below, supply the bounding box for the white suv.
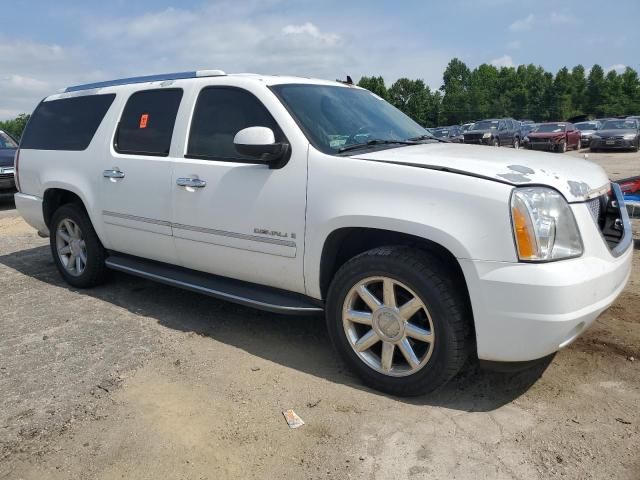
[14,70,633,395]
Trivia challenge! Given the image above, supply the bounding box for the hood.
[527,131,564,139]
[579,130,597,136]
[0,148,16,168]
[596,129,638,137]
[351,143,609,202]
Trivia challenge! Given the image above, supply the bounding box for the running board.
[105,254,324,315]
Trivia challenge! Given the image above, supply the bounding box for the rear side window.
[187,87,282,161]
[21,94,115,151]
[115,89,183,157]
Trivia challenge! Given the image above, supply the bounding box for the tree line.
[359,58,640,127]
[1,58,639,138]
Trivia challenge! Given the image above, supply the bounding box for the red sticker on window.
[139,113,149,129]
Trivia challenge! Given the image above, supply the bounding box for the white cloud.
[606,64,626,73]
[509,14,535,32]
[282,22,340,45]
[550,12,579,25]
[490,55,515,68]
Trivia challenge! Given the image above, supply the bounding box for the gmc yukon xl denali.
[14,71,633,396]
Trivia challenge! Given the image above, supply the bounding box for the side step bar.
[105,254,324,315]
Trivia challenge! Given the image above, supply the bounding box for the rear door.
[98,88,183,264]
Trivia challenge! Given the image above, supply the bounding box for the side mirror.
[233,126,290,168]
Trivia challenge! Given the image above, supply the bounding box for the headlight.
[482,132,491,138]
[623,133,636,140]
[510,187,583,261]
[591,134,601,139]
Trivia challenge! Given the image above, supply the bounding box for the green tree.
[357,76,388,99]
[0,113,30,140]
[440,58,470,124]
[388,78,430,126]
[587,65,607,117]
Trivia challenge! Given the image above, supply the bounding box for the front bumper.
[0,172,15,190]
[464,137,491,145]
[526,140,556,151]
[581,135,593,146]
[14,192,48,235]
[591,138,637,150]
[460,188,634,362]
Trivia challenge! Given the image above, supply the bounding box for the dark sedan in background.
[431,125,464,142]
[575,120,601,147]
[0,130,18,191]
[590,119,640,152]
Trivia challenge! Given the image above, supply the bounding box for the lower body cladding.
[460,198,633,362]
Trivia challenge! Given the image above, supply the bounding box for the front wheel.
[557,140,567,153]
[576,138,582,150]
[326,247,471,396]
[491,138,499,147]
[50,203,107,288]
[513,137,520,149]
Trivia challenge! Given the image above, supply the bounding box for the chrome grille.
[586,197,601,223]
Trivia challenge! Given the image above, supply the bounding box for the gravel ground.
[0,151,639,480]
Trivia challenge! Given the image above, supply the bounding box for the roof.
[63,70,350,93]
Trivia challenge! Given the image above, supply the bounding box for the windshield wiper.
[338,139,418,153]
[408,134,449,143]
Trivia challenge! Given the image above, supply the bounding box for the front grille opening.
[593,192,624,250]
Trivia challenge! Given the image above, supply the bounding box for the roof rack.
[64,69,226,93]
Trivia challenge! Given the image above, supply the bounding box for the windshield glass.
[602,119,637,130]
[270,84,429,154]
[473,120,499,130]
[0,131,18,149]
[534,123,565,133]
[575,122,598,131]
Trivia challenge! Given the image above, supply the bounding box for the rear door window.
[115,89,183,157]
[20,94,116,151]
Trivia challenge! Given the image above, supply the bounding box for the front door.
[99,88,183,264]
[170,85,307,293]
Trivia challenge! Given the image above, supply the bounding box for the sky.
[1,0,638,119]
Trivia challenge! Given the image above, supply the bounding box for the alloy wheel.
[342,276,435,377]
[55,218,87,277]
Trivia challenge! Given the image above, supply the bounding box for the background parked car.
[431,125,464,142]
[575,120,601,147]
[523,122,581,153]
[0,130,18,191]
[590,118,640,152]
[519,120,537,139]
[461,122,475,133]
[463,118,521,148]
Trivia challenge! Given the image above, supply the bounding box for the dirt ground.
[0,150,639,480]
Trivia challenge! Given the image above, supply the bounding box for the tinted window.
[187,87,282,161]
[0,131,18,149]
[115,89,183,156]
[21,94,115,151]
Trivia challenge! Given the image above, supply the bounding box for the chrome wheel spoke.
[345,309,373,325]
[67,254,76,271]
[405,323,433,343]
[75,256,82,273]
[382,279,396,308]
[58,245,71,255]
[56,218,86,277]
[354,329,380,352]
[357,285,381,311]
[79,250,87,264]
[398,338,420,369]
[399,297,422,320]
[380,342,395,372]
[58,231,71,243]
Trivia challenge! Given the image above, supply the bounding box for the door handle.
[176,177,207,188]
[103,169,125,179]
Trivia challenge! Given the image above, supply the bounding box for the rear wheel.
[513,137,520,149]
[50,203,107,288]
[326,247,471,396]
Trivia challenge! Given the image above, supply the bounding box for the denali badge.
[254,228,292,239]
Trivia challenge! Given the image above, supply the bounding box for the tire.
[326,246,472,396]
[513,137,520,149]
[634,140,639,153]
[491,137,499,147]
[557,140,567,153]
[576,138,581,150]
[50,203,107,288]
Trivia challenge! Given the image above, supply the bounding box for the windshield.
[473,120,499,130]
[462,123,474,132]
[575,122,598,131]
[533,123,566,133]
[270,84,429,154]
[0,131,18,149]
[602,119,638,130]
